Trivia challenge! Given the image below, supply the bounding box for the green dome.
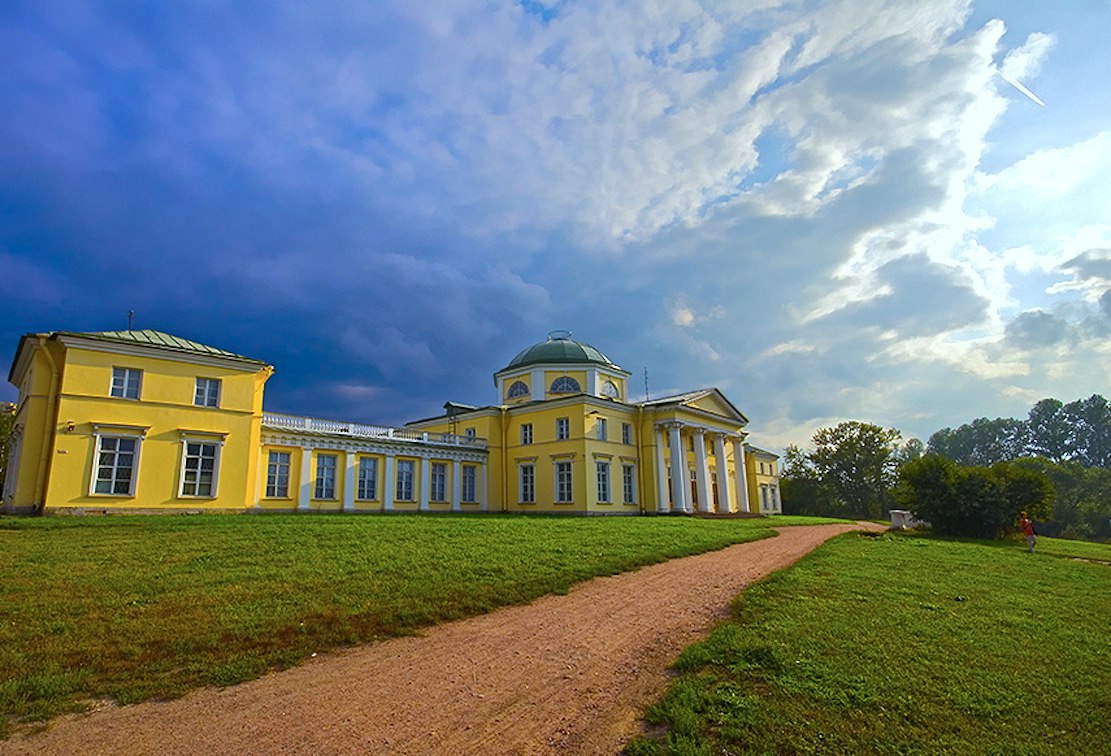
[502,331,622,372]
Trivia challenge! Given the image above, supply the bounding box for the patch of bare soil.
[4,522,883,755]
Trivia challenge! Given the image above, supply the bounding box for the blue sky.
[3,0,1109,451]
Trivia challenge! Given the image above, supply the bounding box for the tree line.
[782,394,1111,541]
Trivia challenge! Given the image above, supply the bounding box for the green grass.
[628,532,1111,755]
[0,512,809,735]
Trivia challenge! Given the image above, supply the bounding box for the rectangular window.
[465,428,476,440]
[596,460,610,502]
[596,418,607,441]
[194,377,221,407]
[93,435,139,495]
[622,422,632,445]
[556,417,570,440]
[396,459,415,501]
[555,461,573,503]
[623,463,636,504]
[462,465,477,503]
[520,423,533,445]
[519,463,535,503]
[110,367,142,399]
[315,454,337,499]
[431,462,447,501]
[357,457,378,500]
[181,441,220,497]
[266,451,291,498]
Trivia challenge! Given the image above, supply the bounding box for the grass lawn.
[0,512,832,735]
[628,533,1111,755]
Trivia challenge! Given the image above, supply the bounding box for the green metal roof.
[62,329,270,365]
[501,331,622,372]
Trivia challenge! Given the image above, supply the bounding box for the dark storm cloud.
[1005,309,1069,348]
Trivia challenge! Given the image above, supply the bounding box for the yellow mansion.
[3,329,780,516]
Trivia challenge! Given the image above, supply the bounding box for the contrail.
[995,67,1046,107]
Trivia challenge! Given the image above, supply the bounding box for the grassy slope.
[0,513,831,733]
[628,533,1111,755]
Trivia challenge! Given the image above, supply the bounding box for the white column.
[586,370,597,396]
[713,434,733,513]
[452,459,462,513]
[654,426,669,514]
[733,440,750,513]
[419,455,430,512]
[343,451,356,513]
[531,368,545,398]
[298,447,312,512]
[667,423,688,514]
[478,464,487,512]
[693,430,711,514]
[383,453,395,512]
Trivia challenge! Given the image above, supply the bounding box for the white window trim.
[431,462,448,502]
[556,417,570,441]
[265,450,292,498]
[178,433,226,499]
[357,457,379,501]
[622,423,633,445]
[315,453,339,500]
[555,460,573,503]
[520,423,533,445]
[110,367,142,400]
[194,377,222,408]
[461,465,478,503]
[623,463,637,504]
[596,417,607,441]
[89,424,149,497]
[596,460,611,503]
[519,462,535,504]
[396,459,416,501]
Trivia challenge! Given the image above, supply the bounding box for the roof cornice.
[55,334,272,373]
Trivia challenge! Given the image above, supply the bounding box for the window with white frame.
[507,380,529,399]
[595,417,607,441]
[315,454,338,499]
[622,422,632,445]
[550,376,581,394]
[181,440,220,497]
[596,460,611,503]
[431,462,447,501]
[2,432,22,501]
[556,417,570,440]
[396,459,415,501]
[520,423,533,445]
[194,377,221,408]
[92,435,141,495]
[110,367,142,399]
[462,465,477,503]
[519,463,535,503]
[601,380,619,399]
[555,460,573,502]
[357,457,378,500]
[465,428,476,440]
[623,463,636,504]
[266,451,291,498]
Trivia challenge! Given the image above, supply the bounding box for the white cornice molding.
[261,432,488,462]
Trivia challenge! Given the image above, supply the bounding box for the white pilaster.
[419,456,430,512]
[298,447,312,512]
[693,430,711,514]
[733,440,750,513]
[452,459,462,513]
[343,451,356,513]
[383,453,395,512]
[667,423,688,514]
[531,368,544,399]
[713,434,733,513]
[654,426,669,514]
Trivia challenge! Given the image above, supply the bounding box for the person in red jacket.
[1019,511,1037,553]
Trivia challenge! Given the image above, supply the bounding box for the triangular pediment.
[641,388,748,426]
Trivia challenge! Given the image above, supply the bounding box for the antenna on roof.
[127,309,135,331]
[643,367,650,402]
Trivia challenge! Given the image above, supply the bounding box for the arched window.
[601,380,620,399]
[506,380,529,399]
[550,376,581,394]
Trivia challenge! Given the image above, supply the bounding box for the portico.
[654,420,750,514]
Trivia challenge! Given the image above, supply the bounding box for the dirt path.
[5,522,882,755]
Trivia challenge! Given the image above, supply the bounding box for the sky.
[2,0,1109,452]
